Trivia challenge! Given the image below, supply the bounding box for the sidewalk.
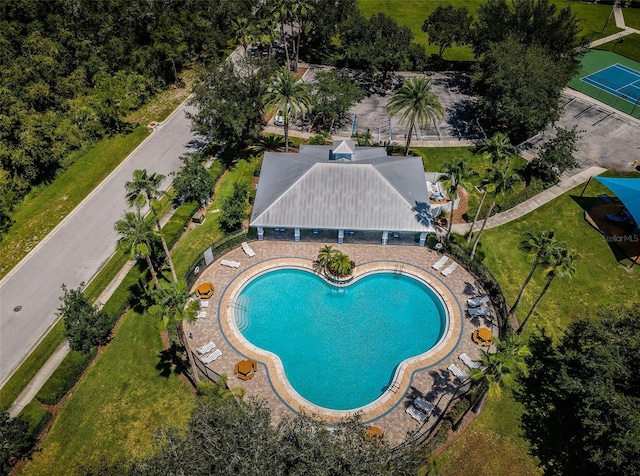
[7,160,180,418]
[588,5,640,48]
[451,166,607,235]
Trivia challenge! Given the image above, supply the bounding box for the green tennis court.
[568,50,640,118]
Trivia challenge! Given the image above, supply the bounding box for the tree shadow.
[156,342,189,378]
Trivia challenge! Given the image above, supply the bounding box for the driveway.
[0,102,204,387]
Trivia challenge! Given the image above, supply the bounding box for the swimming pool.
[236,268,447,410]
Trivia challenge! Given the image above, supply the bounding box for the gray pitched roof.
[250,145,435,232]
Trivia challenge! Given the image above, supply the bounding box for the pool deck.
[187,241,497,445]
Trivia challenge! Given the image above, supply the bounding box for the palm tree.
[231,17,254,54]
[517,245,580,335]
[441,157,476,242]
[467,133,517,244]
[125,169,177,282]
[115,211,159,286]
[316,245,336,270]
[250,134,285,154]
[469,334,531,398]
[509,230,558,320]
[291,0,314,72]
[470,165,520,260]
[148,279,201,384]
[269,0,294,69]
[387,77,444,156]
[328,252,355,278]
[263,68,312,153]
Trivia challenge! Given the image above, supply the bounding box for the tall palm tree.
[115,211,159,286]
[125,169,177,282]
[387,77,444,156]
[269,0,294,69]
[509,230,558,320]
[469,334,530,398]
[441,157,476,242]
[291,0,314,72]
[467,133,517,243]
[148,279,201,384]
[470,165,520,260]
[263,68,312,153]
[231,17,254,54]
[517,245,580,335]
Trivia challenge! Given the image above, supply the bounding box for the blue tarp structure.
[595,177,640,226]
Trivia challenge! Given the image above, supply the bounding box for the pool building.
[250,140,436,245]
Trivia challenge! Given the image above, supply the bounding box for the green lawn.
[357,0,622,62]
[172,158,258,278]
[19,308,195,475]
[436,173,640,474]
[595,33,640,63]
[623,4,640,30]
[18,158,257,474]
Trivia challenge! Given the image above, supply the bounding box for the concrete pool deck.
[187,241,497,444]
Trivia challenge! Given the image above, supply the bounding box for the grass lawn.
[435,393,541,476]
[19,308,195,475]
[358,0,621,62]
[18,157,257,473]
[0,321,65,412]
[623,4,640,30]
[172,158,258,278]
[595,33,640,63]
[436,174,639,473]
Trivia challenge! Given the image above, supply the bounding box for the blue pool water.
[238,269,447,410]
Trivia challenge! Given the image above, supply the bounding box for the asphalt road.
[0,102,204,387]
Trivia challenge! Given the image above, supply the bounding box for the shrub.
[60,284,112,353]
[495,178,544,213]
[423,420,452,454]
[162,200,199,250]
[35,349,95,405]
[448,397,471,427]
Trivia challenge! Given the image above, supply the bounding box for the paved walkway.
[451,166,607,235]
[7,205,174,418]
[589,5,640,48]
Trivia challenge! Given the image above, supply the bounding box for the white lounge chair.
[459,353,481,369]
[467,295,490,307]
[197,311,207,319]
[405,404,427,423]
[441,262,458,276]
[201,349,222,364]
[468,306,491,317]
[448,363,469,381]
[413,396,435,415]
[221,259,240,268]
[432,256,448,270]
[241,241,255,257]
[196,341,215,355]
[200,299,209,308]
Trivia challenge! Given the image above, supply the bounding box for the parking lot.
[297,67,484,145]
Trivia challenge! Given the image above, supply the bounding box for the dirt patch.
[453,187,470,224]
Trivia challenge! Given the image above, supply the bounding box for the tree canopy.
[529,126,581,185]
[58,283,111,353]
[422,5,473,58]
[171,152,215,208]
[518,306,640,475]
[471,37,576,142]
[129,396,422,475]
[0,0,256,240]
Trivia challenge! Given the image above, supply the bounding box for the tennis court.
[581,64,640,105]
[568,50,640,118]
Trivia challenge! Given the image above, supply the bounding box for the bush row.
[35,349,96,406]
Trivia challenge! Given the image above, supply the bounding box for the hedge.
[35,349,95,405]
[162,200,199,250]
